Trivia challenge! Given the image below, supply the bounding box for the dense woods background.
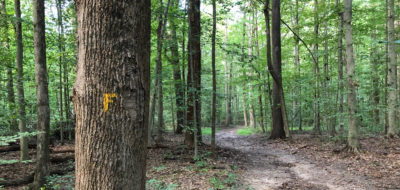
[0,0,399,189]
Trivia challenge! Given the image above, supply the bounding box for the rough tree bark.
[185,0,201,147]
[266,0,289,139]
[344,0,360,151]
[73,0,150,189]
[32,0,51,188]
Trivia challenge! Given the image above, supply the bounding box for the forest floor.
[1,126,400,189]
[209,126,400,190]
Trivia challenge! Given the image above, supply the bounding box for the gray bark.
[73,0,150,189]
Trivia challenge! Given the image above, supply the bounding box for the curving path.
[213,127,375,190]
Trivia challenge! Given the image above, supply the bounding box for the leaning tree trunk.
[343,0,360,151]
[387,0,397,138]
[32,0,51,188]
[73,0,150,189]
[13,0,29,161]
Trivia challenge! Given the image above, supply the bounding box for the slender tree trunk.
[384,0,389,134]
[56,0,65,145]
[185,0,201,147]
[211,0,217,152]
[73,0,150,189]
[14,0,28,162]
[170,85,176,132]
[370,29,380,128]
[255,12,265,133]
[155,0,171,144]
[241,12,248,127]
[387,0,397,137]
[170,0,185,134]
[313,0,321,135]
[344,0,360,151]
[224,22,231,128]
[293,0,300,130]
[32,0,51,188]
[248,8,256,129]
[336,0,345,134]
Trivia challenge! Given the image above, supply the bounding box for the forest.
[0,0,399,189]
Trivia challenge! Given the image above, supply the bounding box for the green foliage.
[202,128,219,136]
[209,172,239,190]
[0,131,38,146]
[146,179,178,190]
[44,173,75,190]
[236,128,261,136]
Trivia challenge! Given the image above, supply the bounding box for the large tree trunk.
[211,0,217,152]
[169,0,185,134]
[185,0,201,147]
[344,0,360,151]
[313,0,321,135]
[32,0,51,188]
[387,0,397,137]
[73,0,150,189]
[266,0,289,139]
[13,0,29,162]
[56,0,65,145]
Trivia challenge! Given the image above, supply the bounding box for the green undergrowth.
[202,127,220,136]
[236,127,261,136]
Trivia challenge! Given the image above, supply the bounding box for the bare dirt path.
[213,127,375,190]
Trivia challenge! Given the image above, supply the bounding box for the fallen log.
[0,144,36,153]
[0,167,74,187]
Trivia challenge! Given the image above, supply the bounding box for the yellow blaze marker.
[103,93,117,112]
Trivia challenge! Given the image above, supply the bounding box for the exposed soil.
[212,126,400,190]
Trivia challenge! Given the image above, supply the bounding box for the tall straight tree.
[185,0,201,147]
[313,0,321,134]
[169,0,185,134]
[13,0,28,161]
[265,0,289,139]
[73,0,150,189]
[336,0,345,133]
[56,0,65,145]
[32,0,51,188]
[211,0,217,152]
[387,0,397,137]
[343,0,360,151]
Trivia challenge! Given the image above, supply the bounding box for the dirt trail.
[214,127,375,190]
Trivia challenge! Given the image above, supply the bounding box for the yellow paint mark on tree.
[104,93,117,112]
